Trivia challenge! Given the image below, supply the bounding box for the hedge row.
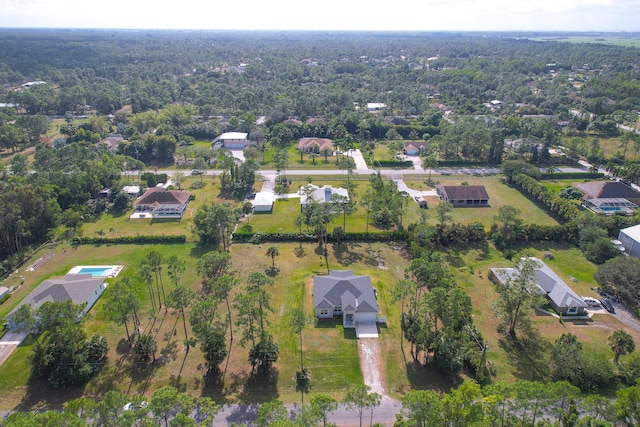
[509,173,580,222]
[71,235,187,245]
[372,160,413,168]
[539,172,605,180]
[232,231,407,244]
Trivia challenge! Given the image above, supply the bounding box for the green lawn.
[81,176,240,240]
[420,177,560,228]
[0,241,409,409]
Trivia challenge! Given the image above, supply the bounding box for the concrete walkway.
[0,330,27,367]
[347,149,369,171]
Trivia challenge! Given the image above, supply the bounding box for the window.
[334,306,341,312]
[320,309,329,316]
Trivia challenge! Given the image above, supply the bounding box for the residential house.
[283,118,303,126]
[573,181,640,214]
[297,137,334,154]
[436,185,489,206]
[300,184,349,210]
[133,187,191,219]
[386,116,410,126]
[489,258,588,315]
[403,141,428,156]
[313,270,379,338]
[212,132,252,149]
[367,102,386,112]
[5,274,106,330]
[98,134,125,153]
[618,224,640,258]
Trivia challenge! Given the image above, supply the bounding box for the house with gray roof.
[5,274,106,330]
[489,258,587,315]
[313,270,379,337]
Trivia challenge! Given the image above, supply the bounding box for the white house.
[299,184,349,209]
[5,274,106,330]
[313,270,379,337]
[252,192,275,213]
[212,132,252,149]
[133,187,191,219]
[618,224,640,258]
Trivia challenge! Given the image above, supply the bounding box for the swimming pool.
[68,265,124,278]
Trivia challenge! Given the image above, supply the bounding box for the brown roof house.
[573,181,640,206]
[436,185,489,207]
[98,134,125,153]
[297,137,334,154]
[133,187,191,219]
[403,141,428,156]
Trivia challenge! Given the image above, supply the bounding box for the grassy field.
[0,241,410,410]
[0,226,636,410]
[420,177,560,229]
[81,176,239,240]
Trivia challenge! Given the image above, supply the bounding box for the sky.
[0,0,639,32]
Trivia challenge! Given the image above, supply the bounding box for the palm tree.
[266,246,279,270]
[608,330,635,363]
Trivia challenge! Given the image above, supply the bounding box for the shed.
[253,192,275,213]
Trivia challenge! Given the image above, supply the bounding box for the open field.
[0,241,411,410]
[1,231,637,409]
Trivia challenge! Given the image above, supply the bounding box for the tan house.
[403,141,428,156]
[297,137,334,154]
[134,187,191,219]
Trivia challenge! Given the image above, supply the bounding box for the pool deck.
[68,265,124,278]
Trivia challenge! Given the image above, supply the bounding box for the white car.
[582,297,600,307]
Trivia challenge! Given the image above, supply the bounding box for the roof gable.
[313,270,378,314]
[135,188,191,206]
[6,274,105,320]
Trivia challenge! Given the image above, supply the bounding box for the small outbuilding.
[436,185,489,207]
[252,192,275,213]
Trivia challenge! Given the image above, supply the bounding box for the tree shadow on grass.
[332,243,363,266]
[235,368,279,404]
[168,351,189,393]
[265,266,280,278]
[497,328,551,381]
[403,359,460,395]
[200,369,227,402]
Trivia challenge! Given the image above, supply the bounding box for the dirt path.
[358,338,386,396]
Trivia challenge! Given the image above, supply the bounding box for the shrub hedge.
[232,231,407,243]
[71,235,187,245]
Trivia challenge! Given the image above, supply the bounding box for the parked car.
[599,298,615,313]
[582,297,600,307]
